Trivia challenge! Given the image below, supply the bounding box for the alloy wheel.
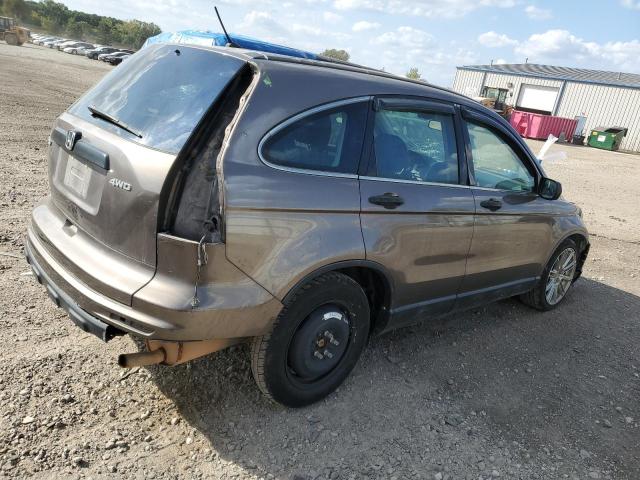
[545,247,577,305]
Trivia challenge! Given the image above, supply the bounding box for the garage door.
[516,84,559,114]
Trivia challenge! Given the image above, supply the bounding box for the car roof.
[160,43,479,109]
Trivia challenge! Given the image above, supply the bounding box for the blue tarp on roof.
[142,30,318,60]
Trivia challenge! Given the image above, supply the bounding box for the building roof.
[458,63,640,89]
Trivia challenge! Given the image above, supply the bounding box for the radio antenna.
[214,6,238,47]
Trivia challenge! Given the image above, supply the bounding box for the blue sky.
[62,0,640,86]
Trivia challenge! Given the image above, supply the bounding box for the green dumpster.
[588,126,628,151]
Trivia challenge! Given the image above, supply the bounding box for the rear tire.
[251,272,370,407]
[5,33,18,46]
[520,239,579,311]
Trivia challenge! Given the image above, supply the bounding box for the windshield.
[69,44,245,154]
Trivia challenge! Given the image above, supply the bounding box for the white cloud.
[621,0,640,9]
[373,26,434,48]
[368,26,477,85]
[352,20,381,32]
[323,11,343,22]
[239,11,288,37]
[525,5,552,20]
[515,30,640,72]
[494,58,508,64]
[333,0,516,19]
[478,31,518,47]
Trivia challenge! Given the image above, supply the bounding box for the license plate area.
[64,156,91,199]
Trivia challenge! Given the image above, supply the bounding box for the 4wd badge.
[109,178,132,192]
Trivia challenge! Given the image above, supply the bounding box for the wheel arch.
[282,260,394,335]
[545,230,590,280]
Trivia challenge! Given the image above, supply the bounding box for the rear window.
[69,44,245,154]
[261,101,368,175]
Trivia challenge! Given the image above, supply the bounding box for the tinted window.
[466,122,535,192]
[372,108,459,184]
[261,102,368,175]
[69,44,245,154]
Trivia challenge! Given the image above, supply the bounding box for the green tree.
[117,20,161,49]
[97,17,116,44]
[24,0,161,49]
[3,0,30,19]
[320,48,350,62]
[66,17,91,40]
[406,67,422,80]
[37,0,69,26]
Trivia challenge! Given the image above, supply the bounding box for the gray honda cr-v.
[26,43,589,407]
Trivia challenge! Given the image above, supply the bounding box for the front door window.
[466,122,535,192]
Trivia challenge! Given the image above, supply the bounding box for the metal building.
[452,63,640,152]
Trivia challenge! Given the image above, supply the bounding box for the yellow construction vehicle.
[0,16,30,46]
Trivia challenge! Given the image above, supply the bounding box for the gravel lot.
[1,43,639,480]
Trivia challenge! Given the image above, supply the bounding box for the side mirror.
[539,177,562,200]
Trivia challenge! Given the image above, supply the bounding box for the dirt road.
[1,43,639,480]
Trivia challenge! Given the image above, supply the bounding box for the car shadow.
[146,278,640,479]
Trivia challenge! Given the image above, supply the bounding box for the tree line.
[1,0,161,49]
[320,49,424,81]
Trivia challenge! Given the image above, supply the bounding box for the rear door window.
[372,108,459,184]
[69,44,246,154]
[260,101,368,175]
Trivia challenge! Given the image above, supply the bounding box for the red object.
[510,110,578,141]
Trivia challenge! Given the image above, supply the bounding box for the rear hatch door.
[46,44,247,304]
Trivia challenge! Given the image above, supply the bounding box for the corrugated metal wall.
[556,83,640,152]
[452,68,640,152]
[452,70,485,97]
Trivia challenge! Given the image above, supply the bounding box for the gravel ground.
[1,43,639,480]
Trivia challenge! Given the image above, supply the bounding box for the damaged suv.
[26,43,589,407]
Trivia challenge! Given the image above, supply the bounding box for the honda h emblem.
[65,130,81,150]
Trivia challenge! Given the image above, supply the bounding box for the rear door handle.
[369,193,404,209]
[480,198,502,211]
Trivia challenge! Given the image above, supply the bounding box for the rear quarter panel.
[221,63,382,300]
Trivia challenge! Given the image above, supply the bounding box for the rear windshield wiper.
[88,105,143,138]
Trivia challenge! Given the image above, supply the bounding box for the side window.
[261,102,368,174]
[372,108,459,185]
[466,122,535,192]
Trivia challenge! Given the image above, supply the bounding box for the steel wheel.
[251,272,370,407]
[545,247,577,305]
[287,304,351,382]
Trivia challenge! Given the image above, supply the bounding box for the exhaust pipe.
[118,338,240,368]
[118,348,166,368]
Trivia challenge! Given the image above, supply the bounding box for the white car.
[63,43,94,54]
[43,39,66,48]
[80,45,102,56]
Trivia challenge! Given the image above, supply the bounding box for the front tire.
[251,272,370,407]
[520,239,579,311]
[5,33,18,46]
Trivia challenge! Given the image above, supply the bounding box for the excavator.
[0,16,30,46]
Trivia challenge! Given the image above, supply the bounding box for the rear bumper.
[26,242,123,342]
[26,205,283,342]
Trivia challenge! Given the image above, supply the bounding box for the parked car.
[42,38,65,47]
[107,53,130,65]
[102,51,130,64]
[26,43,589,408]
[35,36,56,45]
[97,50,126,61]
[76,45,97,55]
[57,40,82,51]
[86,46,117,59]
[63,42,94,54]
